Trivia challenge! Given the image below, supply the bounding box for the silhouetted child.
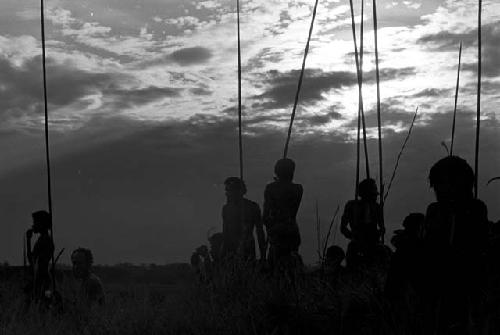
[26,210,54,301]
[323,245,345,285]
[222,177,266,261]
[422,156,489,333]
[263,158,303,269]
[71,248,105,306]
[341,178,385,268]
[386,213,425,321]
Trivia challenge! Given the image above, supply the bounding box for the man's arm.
[262,185,271,228]
[340,202,353,239]
[26,230,34,266]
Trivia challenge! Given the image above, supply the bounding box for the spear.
[450,42,462,156]
[237,0,244,182]
[384,107,419,202]
[40,0,56,293]
[372,0,384,243]
[474,0,482,199]
[283,0,320,158]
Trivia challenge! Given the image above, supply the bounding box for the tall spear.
[349,0,370,199]
[474,0,482,199]
[359,0,370,179]
[40,0,56,292]
[372,0,384,242]
[283,0,320,158]
[237,0,244,181]
[450,42,462,156]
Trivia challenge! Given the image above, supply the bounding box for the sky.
[0,0,499,265]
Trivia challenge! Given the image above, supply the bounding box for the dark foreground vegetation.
[1,261,499,335]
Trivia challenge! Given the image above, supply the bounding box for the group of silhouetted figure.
[191,155,500,334]
[23,211,104,309]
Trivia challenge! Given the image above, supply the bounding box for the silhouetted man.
[222,177,266,261]
[422,156,489,333]
[26,210,54,300]
[341,178,385,268]
[263,158,303,269]
[71,248,105,306]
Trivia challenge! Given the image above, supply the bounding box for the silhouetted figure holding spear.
[222,177,266,262]
[26,210,54,302]
[263,158,303,270]
[422,156,489,334]
[341,178,385,269]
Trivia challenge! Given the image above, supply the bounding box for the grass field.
[1,262,499,335]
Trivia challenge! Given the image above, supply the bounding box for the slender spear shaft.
[474,0,482,199]
[283,0,320,158]
[372,0,384,242]
[40,0,56,292]
[359,0,370,179]
[349,0,369,199]
[384,107,419,202]
[450,42,462,156]
[237,0,244,181]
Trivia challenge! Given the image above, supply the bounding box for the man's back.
[342,199,381,245]
[222,198,261,257]
[263,181,303,226]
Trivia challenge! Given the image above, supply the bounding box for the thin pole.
[237,0,244,181]
[384,107,419,202]
[359,0,370,179]
[349,0,369,200]
[40,0,56,292]
[283,0,320,158]
[372,0,384,242]
[474,0,482,199]
[450,42,462,156]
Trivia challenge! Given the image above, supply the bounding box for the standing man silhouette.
[263,158,303,269]
[222,177,266,262]
[341,178,385,268]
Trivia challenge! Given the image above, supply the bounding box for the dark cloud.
[418,22,500,77]
[252,67,416,110]
[189,87,213,96]
[103,86,182,110]
[0,55,183,121]
[170,47,213,66]
[0,56,118,119]
[412,88,451,98]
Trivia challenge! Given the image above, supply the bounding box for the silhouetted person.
[26,210,54,301]
[222,177,266,261]
[71,248,105,306]
[208,232,224,265]
[385,213,425,322]
[323,245,345,284]
[341,179,385,268]
[191,245,212,282]
[422,156,489,333]
[263,158,303,269]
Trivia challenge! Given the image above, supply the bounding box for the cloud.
[103,86,182,110]
[170,47,213,66]
[252,67,416,110]
[418,22,500,77]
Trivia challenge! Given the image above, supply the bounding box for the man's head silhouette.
[358,178,378,201]
[274,158,295,182]
[31,210,51,233]
[429,156,474,202]
[224,177,246,202]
